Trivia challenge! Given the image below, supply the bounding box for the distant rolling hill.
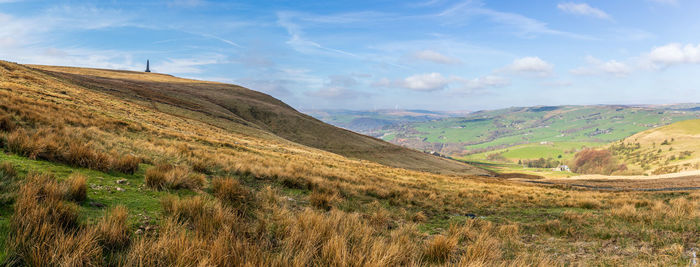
[32,65,485,175]
[611,119,700,174]
[304,109,467,133]
[311,105,700,162]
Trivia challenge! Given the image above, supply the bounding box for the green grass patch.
[0,151,176,227]
[418,214,471,234]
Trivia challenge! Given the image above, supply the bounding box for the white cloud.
[455,75,510,91]
[504,57,553,75]
[400,72,450,91]
[411,50,461,64]
[557,2,611,20]
[375,72,509,94]
[647,43,700,68]
[571,56,630,76]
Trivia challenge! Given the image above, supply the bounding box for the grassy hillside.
[305,109,465,133]
[351,105,700,162]
[611,119,700,174]
[0,61,698,265]
[33,65,484,176]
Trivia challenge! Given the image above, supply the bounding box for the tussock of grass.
[463,233,502,263]
[4,173,100,266]
[146,164,205,190]
[96,205,130,251]
[0,115,14,132]
[211,177,251,213]
[411,211,428,223]
[309,190,338,211]
[0,161,16,178]
[423,235,457,263]
[190,158,214,174]
[161,195,235,235]
[0,161,17,204]
[112,154,141,175]
[63,173,87,202]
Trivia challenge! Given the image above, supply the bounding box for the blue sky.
[1,0,700,111]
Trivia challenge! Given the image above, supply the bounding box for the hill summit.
[31,64,486,176]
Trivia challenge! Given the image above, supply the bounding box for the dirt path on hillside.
[567,170,700,180]
[514,175,700,191]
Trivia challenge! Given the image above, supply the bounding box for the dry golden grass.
[63,173,87,202]
[0,114,15,132]
[0,161,16,178]
[211,177,251,213]
[0,161,17,204]
[145,164,205,190]
[96,205,131,251]
[2,128,140,174]
[0,61,698,266]
[4,173,101,266]
[308,190,338,211]
[423,235,457,263]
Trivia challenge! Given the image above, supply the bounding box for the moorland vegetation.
[0,61,697,266]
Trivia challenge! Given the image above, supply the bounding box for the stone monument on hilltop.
[145,60,151,73]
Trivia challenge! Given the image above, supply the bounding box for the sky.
[1,0,700,111]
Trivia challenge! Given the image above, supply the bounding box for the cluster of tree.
[518,158,561,168]
[609,141,641,156]
[571,149,627,175]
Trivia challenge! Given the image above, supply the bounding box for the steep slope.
[611,119,700,174]
[30,65,486,175]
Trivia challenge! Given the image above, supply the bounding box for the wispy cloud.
[155,54,227,74]
[411,50,461,64]
[453,75,510,93]
[557,2,612,20]
[194,33,243,48]
[276,11,362,58]
[438,1,595,39]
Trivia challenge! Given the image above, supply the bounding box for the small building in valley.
[552,165,570,172]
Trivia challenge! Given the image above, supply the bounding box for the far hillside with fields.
[311,105,700,176]
[610,119,700,175]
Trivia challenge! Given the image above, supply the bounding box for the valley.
[0,61,697,266]
[312,105,700,176]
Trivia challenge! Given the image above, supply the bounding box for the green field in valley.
[312,105,700,165]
